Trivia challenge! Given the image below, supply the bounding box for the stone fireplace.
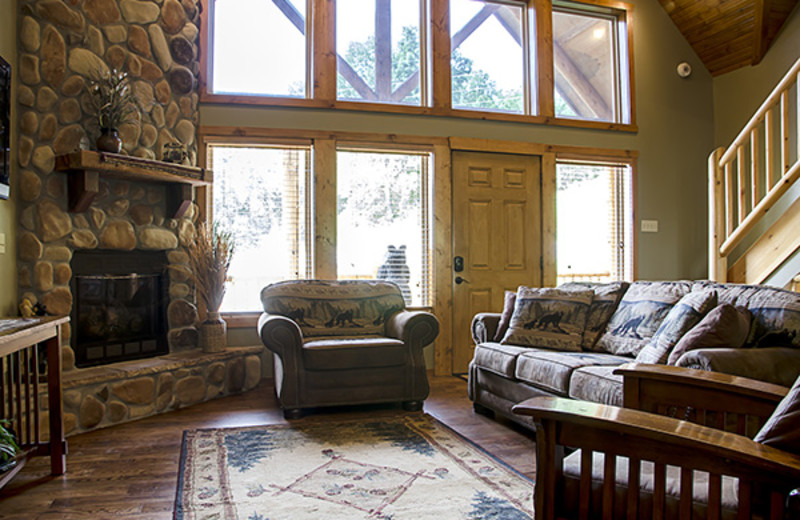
[14,0,263,436]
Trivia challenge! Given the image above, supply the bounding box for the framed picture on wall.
[0,55,10,200]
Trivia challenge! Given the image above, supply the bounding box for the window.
[209,144,311,312]
[210,0,308,96]
[336,0,425,105]
[336,149,432,306]
[556,160,633,284]
[449,0,530,114]
[553,2,631,123]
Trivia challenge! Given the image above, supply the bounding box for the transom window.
[336,0,426,105]
[556,160,633,283]
[553,1,631,123]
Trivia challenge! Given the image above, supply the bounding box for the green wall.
[201,0,715,282]
[0,0,17,316]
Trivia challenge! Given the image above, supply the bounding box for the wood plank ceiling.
[658,0,799,76]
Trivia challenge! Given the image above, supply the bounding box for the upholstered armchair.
[258,280,439,419]
[513,364,800,519]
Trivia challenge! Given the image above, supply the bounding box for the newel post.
[708,147,727,281]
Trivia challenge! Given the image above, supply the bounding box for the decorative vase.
[199,311,226,353]
[96,128,122,153]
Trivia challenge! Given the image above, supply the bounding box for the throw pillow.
[493,290,517,342]
[753,375,800,455]
[560,281,630,351]
[667,303,752,365]
[636,290,718,365]
[501,286,594,352]
[596,281,693,357]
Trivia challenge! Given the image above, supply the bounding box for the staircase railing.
[709,57,800,282]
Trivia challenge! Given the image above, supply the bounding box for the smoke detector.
[677,62,692,78]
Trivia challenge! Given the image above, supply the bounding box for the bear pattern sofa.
[468,280,800,428]
[258,279,439,418]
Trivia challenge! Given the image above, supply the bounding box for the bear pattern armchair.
[258,280,439,419]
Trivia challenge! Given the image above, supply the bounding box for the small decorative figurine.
[162,142,187,163]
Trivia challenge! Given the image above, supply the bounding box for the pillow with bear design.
[501,286,594,352]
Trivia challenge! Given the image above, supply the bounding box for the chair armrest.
[675,347,800,388]
[512,396,800,479]
[257,313,303,358]
[385,310,439,349]
[471,312,502,345]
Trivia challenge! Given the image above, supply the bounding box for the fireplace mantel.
[55,151,212,218]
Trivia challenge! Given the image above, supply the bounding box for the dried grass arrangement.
[184,222,235,317]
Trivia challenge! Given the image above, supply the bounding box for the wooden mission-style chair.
[513,363,800,520]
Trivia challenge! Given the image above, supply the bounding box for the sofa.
[468,280,800,427]
[259,279,439,418]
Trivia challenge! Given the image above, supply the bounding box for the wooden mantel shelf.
[55,151,212,218]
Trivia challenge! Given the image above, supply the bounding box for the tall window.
[336,149,432,306]
[556,161,633,284]
[210,0,308,96]
[209,144,311,312]
[553,2,631,123]
[449,0,530,114]
[336,0,425,105]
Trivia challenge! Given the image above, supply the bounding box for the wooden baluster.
[736,413,746,436]
[770,490,785,520]
[751,126,760,205]
[738,480,752,519]
[1,356,5,419]
[33,345,40,445]
[580,449,592,520]
[679,467,692,519]
[708,473,722,520]
[737,145,747,222]
[653,462,666,520]
[765,107,774,189]
[797,72,800,168]
[603,453,615,520]
[725,162,734,235]
[626,457,640,520]
[781,90,789,175]
[714,410,725,431]
[23,348,31,447]
[14,352,22,442]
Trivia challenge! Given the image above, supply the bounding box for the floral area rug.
[174,414,533,520]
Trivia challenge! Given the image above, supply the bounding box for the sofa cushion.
[516,351,631,396]
[568,365,625,406]
[753,374,800,455]
[559,281,630,351]
[667,304,752,365]
[501,286,594,352]
[473,342,536,379]
[261,280,405,337]
[636,290,717,364]
[694,282,800,348]
[493,290,517,342]
[302,337,406,370]
[596,281,693,357]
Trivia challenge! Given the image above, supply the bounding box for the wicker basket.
[199,311,227,352]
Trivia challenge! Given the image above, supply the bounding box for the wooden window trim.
[198,0,637,133]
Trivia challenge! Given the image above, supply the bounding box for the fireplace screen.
[74,272,167,367]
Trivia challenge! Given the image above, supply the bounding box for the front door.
[451,151,543,374]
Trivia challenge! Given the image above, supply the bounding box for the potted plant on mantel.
[87,68,139,154]
[184,222,235,352]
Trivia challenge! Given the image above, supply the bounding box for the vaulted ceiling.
[658,0,799,76]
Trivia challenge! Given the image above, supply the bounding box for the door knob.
[455,276,470,284]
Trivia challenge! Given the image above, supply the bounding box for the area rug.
[174,414,534,520]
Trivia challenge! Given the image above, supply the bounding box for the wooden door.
[451,151,543,374]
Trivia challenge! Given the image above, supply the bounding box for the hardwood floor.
[0,375,536,519]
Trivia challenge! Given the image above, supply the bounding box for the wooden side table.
[0,316,69,489]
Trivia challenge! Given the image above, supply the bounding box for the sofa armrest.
[675,347,800,388]
[386,310,439,349]
[471,313,502,345]
[258,312,303,358]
